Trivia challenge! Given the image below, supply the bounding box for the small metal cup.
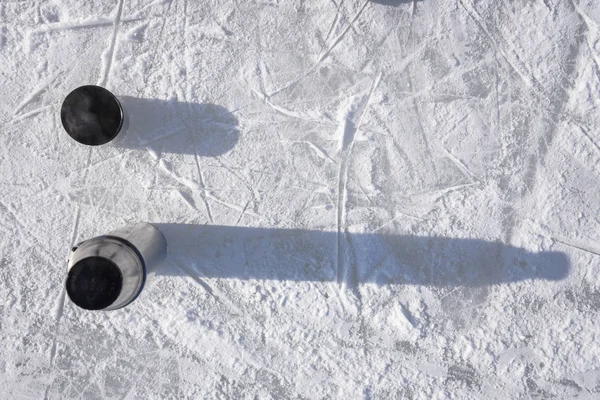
[66,223,167,311]
[61,85,124,146]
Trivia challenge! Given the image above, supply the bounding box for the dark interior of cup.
[66,256,123,310]
[60,85,123,146]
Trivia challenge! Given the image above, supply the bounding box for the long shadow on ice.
[154,224,569,287]
[114,96,239,157]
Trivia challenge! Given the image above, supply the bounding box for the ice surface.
[1,0,600,398]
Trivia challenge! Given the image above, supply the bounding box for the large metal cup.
[66,223,167,311]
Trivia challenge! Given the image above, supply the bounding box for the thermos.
[66,223,167,310]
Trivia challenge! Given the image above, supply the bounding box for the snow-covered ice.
[1,0,600,398]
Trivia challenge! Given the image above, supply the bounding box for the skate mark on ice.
[370,210,424,234]
[552,237,600,258]
[264,1,370,99]
[6,105,53,125]
[260,96,334,125]
[69,152,129,176]
[175,261,243,316]
[404,11,438,183]
[81,148,94,186]
[176,262,215,296]
[14,38,104,118]
[459,0,568,118]
[193,152,215,223]
[68,205,82,252]
[283,140,337,164]
[463,0,584,145]
[213,155,260,200]
[175,190,198,212]
[107,185,128,214]
[13,72,63,116]
[459,1,585,219]
[458,0,533,88]
[370,0,420,6]
[235,201,251,226]
[318,0,369,64]
[324,6,340,42]
[329,0,344,11]
[570,0,600,82]
[98,0,125,87]
[47,286,66,374]
[337,73,381,286]
[46,205,80,397]
[158,159,258,217]
[29,16,142,35]
[576,125,600,158]
[407,182,479,200]
[439,145,479,183]
[141,0,174,87]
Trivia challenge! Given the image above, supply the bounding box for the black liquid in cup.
[61,85,124,146]
[66,256,123,310]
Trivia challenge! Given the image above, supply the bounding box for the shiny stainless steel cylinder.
[66,223,167,311]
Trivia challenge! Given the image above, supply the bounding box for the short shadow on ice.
[154,224,570,287]
[114,96,239,157]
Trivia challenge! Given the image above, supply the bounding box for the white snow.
[1,0,600,398]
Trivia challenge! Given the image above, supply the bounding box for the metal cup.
[61,85,124,146]
[66,223,167,311]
